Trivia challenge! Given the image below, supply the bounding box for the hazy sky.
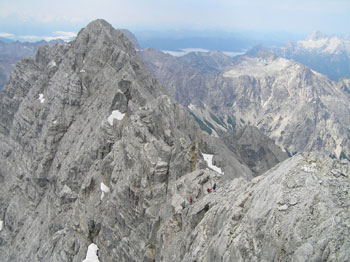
[0,0,349,41]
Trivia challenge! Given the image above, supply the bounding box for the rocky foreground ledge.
[165,153,350,261]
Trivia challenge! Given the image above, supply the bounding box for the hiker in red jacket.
[207,188,212,193]
[189,197,193,204]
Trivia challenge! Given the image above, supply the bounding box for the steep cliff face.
[222,52,350,158]
[221,126,289,176]
[1,19,349,262]
[139,48,217,106]
[0,19,251,261]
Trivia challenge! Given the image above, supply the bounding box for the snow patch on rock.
[188,103,196,111]
[38,94,45,103]
[47,60,56,69]
[82,243,100,262]
[202,153,224,174]
[107,110,125,125]
[100,182,110,200]
[278,204,289,211]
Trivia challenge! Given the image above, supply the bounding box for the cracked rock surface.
[0,19,349,262]
[0,19,250,261]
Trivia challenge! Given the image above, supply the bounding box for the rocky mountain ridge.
[0,20,349,262]
[0,39,64,91]
[266,31,350,80]
[221,125,289,176]
[156,152,350,261]
[298,31,350,54]
[140,48,350,160]
[0,19,252,261]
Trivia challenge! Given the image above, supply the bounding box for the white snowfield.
[107,110,125,125]
[82,243,100,262]
[38,94,45,103]
[100,182,110,200]
[297,35,350,54]
[202,153,224,175]
[0,220,3,231]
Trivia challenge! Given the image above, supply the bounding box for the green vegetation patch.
[227,115,236,130]
[340,151,350,161]
[188,111,212,135]
[210,112,226,128]
[204,119,216,131]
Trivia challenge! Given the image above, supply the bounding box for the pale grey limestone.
[140,48,350,160]
[0,19,349,262]
[0,19,249,261]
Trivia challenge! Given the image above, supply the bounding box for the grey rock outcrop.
[0,19,251,261]
[1,19,349,262]
[155,153,350,261]
[221,126,289,176]
[178,50,235,73]
[0,39,64,91]
[139,48,217,106]
[222,52,350,158]
[121,29,141,50]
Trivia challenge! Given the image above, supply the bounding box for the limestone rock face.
[221,53,350,159]
[155,153,350,262]
[221,126,289,176]
[1,19,349,262]
[120,29,141,50]
[178,50,235,73]
[140,48,350,159]
[0,19,251,261]
[0,39,63,91]
[139,48,217,106]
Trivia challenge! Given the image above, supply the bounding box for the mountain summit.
[267,31,350,80]
[306,30,327,41]
[0,19,251,261]
[0,20,349,262]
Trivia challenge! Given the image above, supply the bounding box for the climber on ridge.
[212,183,217,191]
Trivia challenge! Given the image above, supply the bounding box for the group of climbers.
[189,183,217,204]
[207,183,216,193]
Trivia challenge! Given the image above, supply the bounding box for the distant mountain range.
[134,30,306,52]
[1,20,349,261]
[263,31,350,81]
[137,36,254,53]
[3,29,349,91]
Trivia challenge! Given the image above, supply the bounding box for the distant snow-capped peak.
[297,31,350,54]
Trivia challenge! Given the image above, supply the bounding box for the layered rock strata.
[0,19,250,261]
